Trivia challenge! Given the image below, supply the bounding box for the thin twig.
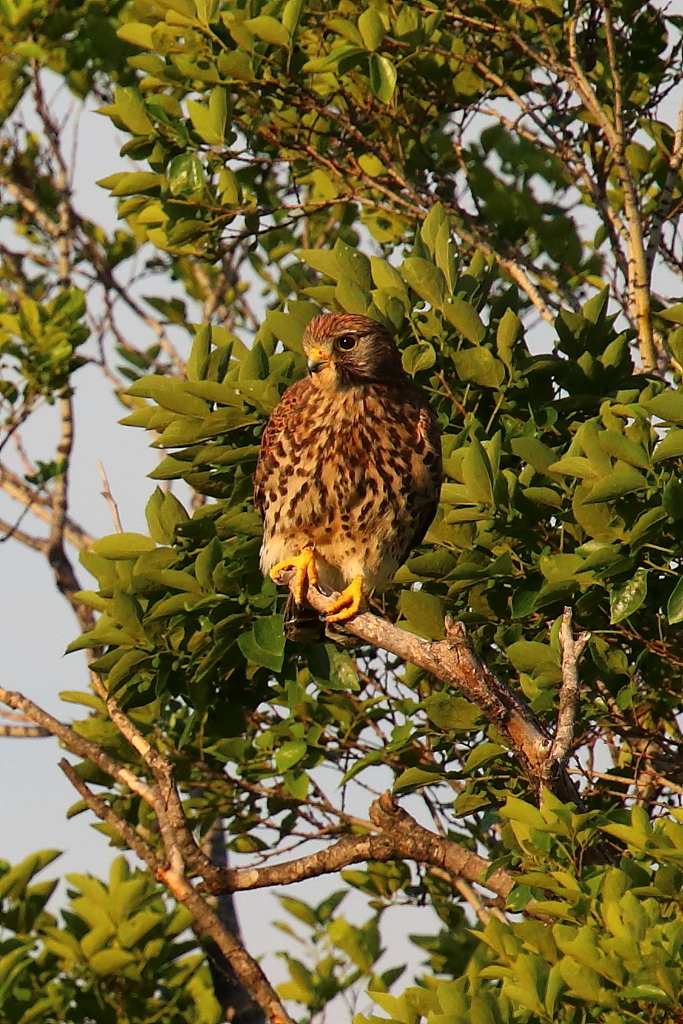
[97,461,123,533]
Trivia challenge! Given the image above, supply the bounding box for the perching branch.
[296,580,583,804]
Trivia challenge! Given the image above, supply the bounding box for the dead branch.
[0,724,50,737]
[546,607,591,776]
[0,461,92,548]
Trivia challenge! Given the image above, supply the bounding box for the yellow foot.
[269,548,318,605]
[325,576,364,623]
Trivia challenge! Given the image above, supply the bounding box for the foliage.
[2,0,683,1023]
[0,851,220,1024]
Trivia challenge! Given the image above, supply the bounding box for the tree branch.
[207,791,514,901]
[289,579,585,803]
[547,607,591,773]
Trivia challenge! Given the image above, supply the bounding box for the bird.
[253,312,442,641]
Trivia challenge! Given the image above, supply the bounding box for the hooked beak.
[307,346,330,375]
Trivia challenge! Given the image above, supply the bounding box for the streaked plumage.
[253,312,442,639]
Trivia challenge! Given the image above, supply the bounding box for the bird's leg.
[269,547,319,605]
[324,576,364,623]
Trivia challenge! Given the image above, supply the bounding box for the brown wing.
[397,401,443,567]
[253,377,310,516]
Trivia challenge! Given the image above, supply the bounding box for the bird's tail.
[283,592,325,643]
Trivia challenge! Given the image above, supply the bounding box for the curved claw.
[325,576,364,623]
[269,548,318,605]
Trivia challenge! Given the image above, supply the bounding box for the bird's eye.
[336,335,357,351]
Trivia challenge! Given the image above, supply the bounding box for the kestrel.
[253,312,442,639]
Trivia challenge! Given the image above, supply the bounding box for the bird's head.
[302,313,405,391]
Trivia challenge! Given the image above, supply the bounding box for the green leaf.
[244,15,290,46]
[667,576,683,624]
[462,439,493,504]
[126,377,209,417]
[335,277,370,314]
[168,152,206,197]
[464,742,505,772]
[652,427,683,462]
[610,568,649,623]
[443,297,486,343]
[91,533,156,560]
[0,851,61,900]
[185,327,211,384]
[238,615,286,672]
[110,86,154,135]
[582,464,648,504]
[333,239,372,290]
[187,89,227,145]
[452,347,504,388]
[88,948,137,975]
[402,342,436,376]
[276,739,307,772]
[548,456,598,479]
[282,0,304,37]
[141,569,203,594]
[401,257,444,307]
[393,766,442,792]
[497,308,521,364]
[511,437,559,475]
[507,640,560,674]
[643,390,683,425]
[598,430,649,468]
[116,21,155,49]
[424,694,481,731]
[358,7,384,50]
[110,172,164,197]
[659,303,683,323]
[368,54,397,104]
[399,590,445,639]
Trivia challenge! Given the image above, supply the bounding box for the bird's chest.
[265,395,413,534]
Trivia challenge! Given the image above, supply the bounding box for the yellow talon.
[269,548,318,605]
[325,576,364,623]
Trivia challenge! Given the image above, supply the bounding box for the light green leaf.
[358,7,384,50]
[643,390,683,424]
[91,533,156,560]
[583,464,648,504]
[464,743,506,772]
[244,15,290,46]
[424,694,481,732]
[187,88,227,145]
[116,22,155,49]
